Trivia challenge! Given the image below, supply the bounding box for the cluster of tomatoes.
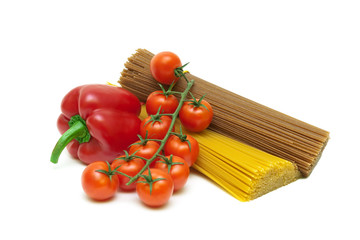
[81,51,213,207]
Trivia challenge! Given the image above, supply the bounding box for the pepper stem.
[50,115,90,164]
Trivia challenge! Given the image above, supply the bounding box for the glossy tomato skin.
[136,168,174,207]
[146,91,179,115]
[140,115,174,140]
[81,161,119,201]
[128,140,160,164]
[111,157,145,191]
[164,135,199,167]
[154,156,190,192]
[150,52,182,85]
[179,99,213,132]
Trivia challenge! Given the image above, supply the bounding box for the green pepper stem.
[50,120,89,164]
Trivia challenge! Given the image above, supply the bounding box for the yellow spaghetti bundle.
[190,130,301,201]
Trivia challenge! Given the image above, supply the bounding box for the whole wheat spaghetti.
[119,49,329,177]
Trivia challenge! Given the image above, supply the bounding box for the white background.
[1,0,359,239]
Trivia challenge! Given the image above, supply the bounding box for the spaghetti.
[119,49,329,177]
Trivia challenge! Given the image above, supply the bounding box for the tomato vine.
[126,75,194,185]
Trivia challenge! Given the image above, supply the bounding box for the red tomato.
[111,156,145,191]
[179,98,213,132]
[150,51,182,85]
[140,115,174,140]
[154,155,190,192]
[164,134,199,167]
[146,91,179,115]
[128,140,160,163]
[136,168,174,207]
[81,161,119,201]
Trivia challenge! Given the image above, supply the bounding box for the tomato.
[140,115,174,140]
[164,134,199,167]
[146,91,179,115]
[136,168,174,207]
[150,51,182,85]
[111,156,145,191]
[81,161,119,201]
[179,97,213,132]
[154,155,190,192]
[128,140,160,163]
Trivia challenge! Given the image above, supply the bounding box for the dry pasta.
[119,49,329,177]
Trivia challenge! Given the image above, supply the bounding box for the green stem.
[144,138,164,142]
[50,117,90,164]
[168,91,184,95]
[127,79,194,184]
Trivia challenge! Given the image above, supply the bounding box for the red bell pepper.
[51,84,141,165]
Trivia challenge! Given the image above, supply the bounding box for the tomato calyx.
[157,155,185,174]
[186,93,209,110]
[174,62,190,82]
[170,126,192,151]
[115,150,139,162]
[137,169,166,195]
[129,134,150,147]
[95,161,122,181]
[110,151,151,181]
[130,133,163,148]
[115,151,149,167]
[158,82,179,98]
[144,107,167,126]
